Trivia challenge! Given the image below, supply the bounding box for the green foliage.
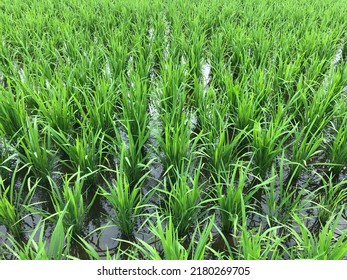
[324,118,347,175]
[49,126,106,177]
[289,209,347,260]
[48,170,97,235]
[215,162,256,232]
[18,117,56,178]
[159,160,209,237]
[123,213,215,260]
[99,162,150,238]
[0,165,37,237]
[5,214,72,260]
[0,0,347,260]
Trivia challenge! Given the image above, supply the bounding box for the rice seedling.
[0,164,37,238]
[300,85,337,132]
[263,155,312,225]
[209,33,229,88]
[0,86,27,143]
[324,118,347,176]
[49,125,106,177]
[184,22,206,91]
[99,161,150,238]
[251,118,291,180]
[288,209,347,260]
[158,160,209,237]
[0,186,21,238]
[234,223,289,260]
[313,175,347,226]
[228,87,260,133]
[156,110,201,178]
[5,213,73,260]
[197,90,251,175]
[106,30,129,82]
[73,80,117,136]
[17,116,56,178]
[112,73,151,185]
[215,161,264,233]
[288,119,324,179]
[24,80,76,134]
[48,170,97,235]
[122,212,215,260]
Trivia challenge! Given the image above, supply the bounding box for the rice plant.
[215,162,260,233]
[123,212,215,260]
[0,87,27,143]
[17,117,56,178]
[198,91,251,175]
[110,73,151,185]
[251,118,291,180]
[263,155,312,225]
[0,186,21,237]
[234,224,289,260]
[288,209,347,260]
[289,120,324,178]
[158,160,209,237]
[156,110,201,178]
[4,214,73,260]
[314,175,347,226]
[49,126,106,177]
[0,164,37,237]
[29,82,75,134]
[99,160,150,238]
[324,118,347,176]
[48,170,97,235]
[74,80,118,136]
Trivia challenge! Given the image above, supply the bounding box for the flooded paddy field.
[1,0,347,260]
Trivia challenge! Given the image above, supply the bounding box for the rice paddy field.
[0,0,347,260]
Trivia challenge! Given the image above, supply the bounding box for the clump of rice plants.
[156,110,202,180]
[235,224,289,260]
[0,187,21,237]
[73,80,118,136]
[197,88,251,176]
[48,170,97,235]
[288,119,324,179]
[0,165,37,238]
[49,125,106,178]
[288,209,347,260]
[4,214,73,260]
[99,155,150,238]
[123,212,215,260]
[314,175,347,226]
[17,117,56,178]
[30,83,76,134]
[214,162,256,233]
[0,87,27,143]
[110,73,151,185]
[263,154,311,225]
[158,160,209,237]
[251,117,291,180]
[324,118,347,176]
